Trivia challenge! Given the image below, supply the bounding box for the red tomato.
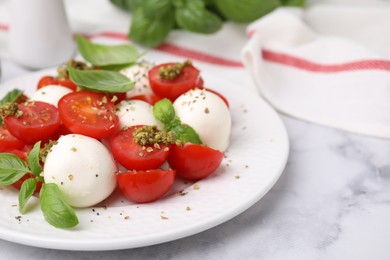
[12,173,43,193]
[110,126,171,171]
[117,169,175,203]
[149,62,202,101]
[129,94,162,105]
[106,92,127,104]
[37,76,78,91]
[205,88,229,107]
[168,143,224,180]
[2,145,32,161]
[0,126,25,152]
[4,101,60,144]
[58,91,119,139]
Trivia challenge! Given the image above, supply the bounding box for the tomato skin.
[4,101,60,144]
[37,76,78,91]
[149,63,202,101]
[129,94,162,105]
[106,92,127,104]
[168,143,224,180]
[110,126,171,171]
[58,91,119,139]
[117,169,176,203]
[0,126,25,152]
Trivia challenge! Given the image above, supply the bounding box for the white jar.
[8,0,75,69]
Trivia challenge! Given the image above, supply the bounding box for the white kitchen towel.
[242,4,390,139]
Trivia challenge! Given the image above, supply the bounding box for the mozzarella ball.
[43,134,117,208]
[30,85,72,107]
[120,60,154,98]
[116,100,161,129]
[173,89,231,152]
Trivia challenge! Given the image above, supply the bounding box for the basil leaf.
[172,124,202,144]
[110,0,144,11]
[40,183,79,229]
[281,0,306,6]
[0,89,24,106]
[27,142,42,177]
[214,0,280,23]
[18,178,37,214]
[129,7,175,48]
[153,98,176,125]
[67,66,134,93]
[175,2,222,34]
[0,153,30,185]
[143,0,172,19]
[75,35,141,67]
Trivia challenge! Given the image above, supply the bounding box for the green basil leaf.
[214,0,280,23]
[75,35,141,67]
[110,0,144,11]
[129,7,175,48]
[67,66,134,93]
[18,178,37,214]
[143,0,172,19]
[175,2,222,34]
[0,89,24,106]
[172,124,202,144]
[153,98,176,125]
[40,183,79,229]
[0,153,30,185]
[27,142,42,177]
[281,0,306,7]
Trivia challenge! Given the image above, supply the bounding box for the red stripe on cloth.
[156,43,243,67]
[0,23,9,31]
[262,49,390,72]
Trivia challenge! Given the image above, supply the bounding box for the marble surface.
[0,60,389,259]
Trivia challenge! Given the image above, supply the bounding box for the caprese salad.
[0,35,231,228]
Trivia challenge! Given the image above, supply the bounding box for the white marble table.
[0,58,389,259]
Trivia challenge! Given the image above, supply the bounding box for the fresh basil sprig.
[67,66,134,93]
[27,141,43,178]
[75,35,141,69]
[174,0,222,34]
[0,153,30,185]
[129,7,175,48]
[40,183,79,228]
[153,98,202,144]
[0,143,79,228]
[19,178,37,214]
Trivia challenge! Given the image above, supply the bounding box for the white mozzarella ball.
[173,89,231,152]
[120,60,154,98]
[43,134,117,208]
[116,100,161,129]
[30,85,72,107]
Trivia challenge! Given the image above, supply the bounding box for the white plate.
[0,68,289,251]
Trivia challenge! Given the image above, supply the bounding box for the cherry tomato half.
[4,101,60,144]
[149,62,203,101]
[168,143,224,180]
[58,91,119,139]
[110,125,171,171]
[0,126,25,152]
[129,94,162,106]
[117,169,176,203]
[37,76,78,91]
